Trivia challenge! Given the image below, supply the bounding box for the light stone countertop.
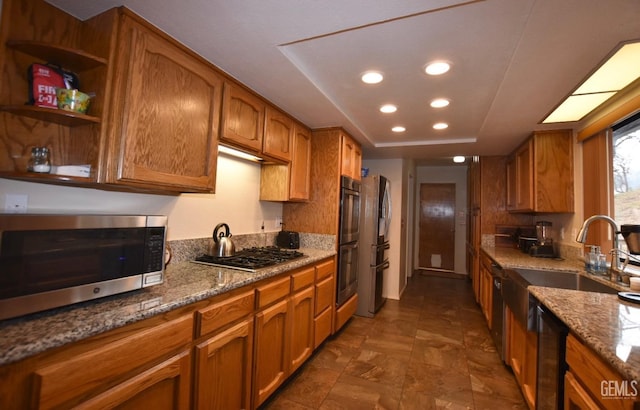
[0,248,335,366]
[482,246,639,383]
[481,246,583,272]
[528,286,640,382]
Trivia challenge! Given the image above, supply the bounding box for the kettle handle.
[213,223,230,243]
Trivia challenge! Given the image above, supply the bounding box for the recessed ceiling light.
[430,98,450,108]
[361,71,383,84]
[433,122,448,130]
[392,126,406,133]
[453,156,465,163]
[380,104,397,113]
[425,61,451,76]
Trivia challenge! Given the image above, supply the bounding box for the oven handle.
[374,260,390,270]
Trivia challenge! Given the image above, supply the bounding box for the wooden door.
[418,183,456,271]
[110,14,221,192]
[194,319,253,410]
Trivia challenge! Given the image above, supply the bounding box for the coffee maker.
[529,220,555,258]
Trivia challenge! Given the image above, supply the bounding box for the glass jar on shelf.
[27,147,51,173]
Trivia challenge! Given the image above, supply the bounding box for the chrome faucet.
[576,215,629,286]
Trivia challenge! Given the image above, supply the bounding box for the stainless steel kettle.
[212,223,235,257]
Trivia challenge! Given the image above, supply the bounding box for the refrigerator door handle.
[373,241,390,251]
[373,260,390,270]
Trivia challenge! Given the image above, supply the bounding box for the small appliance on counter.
[529,220,556,258]
[277,230,300,249]
[211,223,235,257]
[0,214,167,320]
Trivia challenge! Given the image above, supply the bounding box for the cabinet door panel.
[194,318,253,410]
[290,286,314,373]
[73,350,191,410]
[221,82,265,152]
[314,306,333,348]
[564,371,601,410]
[264,106,293,162]
[315,274,334,315]
[289,124,312,200]
[112,16,221,192]
[33,315,192,409]
[253,298,289,407]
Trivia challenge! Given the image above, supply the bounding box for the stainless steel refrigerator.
[356,174,391,317]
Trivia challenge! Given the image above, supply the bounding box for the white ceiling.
[47,0,640,164]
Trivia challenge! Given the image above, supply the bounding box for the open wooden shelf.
[0,105,100,126]
[6,40,107,70]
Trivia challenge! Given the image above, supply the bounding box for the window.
[612,112,640,258]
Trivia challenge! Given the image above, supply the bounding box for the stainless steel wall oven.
[0,214,167,320]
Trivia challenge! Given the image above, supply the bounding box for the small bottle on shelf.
[27,147,51,173]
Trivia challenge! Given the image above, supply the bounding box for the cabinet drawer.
[291,266,314,292]
[255,276,290,309]
[315,275,334,315]
[33,314,193,409]
[314,307,333,348]
[315,259,335,281]
[196,290,255,337]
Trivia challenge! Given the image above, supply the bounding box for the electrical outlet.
[5,194,28,213]
[275,217,283,229]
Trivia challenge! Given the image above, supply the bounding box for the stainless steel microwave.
[0,214,167,321]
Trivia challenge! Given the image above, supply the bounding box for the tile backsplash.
[167,232,336,264]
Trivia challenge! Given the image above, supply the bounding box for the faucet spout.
[576,214,627,285]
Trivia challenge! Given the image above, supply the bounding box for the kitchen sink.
[502,268,618,330]
[513,268,618,294]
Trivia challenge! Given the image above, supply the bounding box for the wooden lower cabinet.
[505,305,537,409]
[73,350,191,410]
[564,371,601,410]
[27,314,193,409]
[194,318,254,410]
[565,333,639,409]
[253,298,290,407]
[0,258,338,410]
[289,286,315,373]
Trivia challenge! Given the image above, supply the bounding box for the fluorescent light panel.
[219,145,263,162]
[544,42,640,123]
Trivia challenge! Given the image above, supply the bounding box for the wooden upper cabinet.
[507,130,574,213]
[221,81,265,154]
[289,124,312,201]
[259,121,311,202]
[340,133,362,180]
[263,106,293,162]
[105,11,221,193]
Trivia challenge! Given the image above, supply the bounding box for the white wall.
[0,154,283,240]
[414,165,468,275]
[361,158,404,300]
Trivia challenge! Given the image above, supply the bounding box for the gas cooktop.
[192,246,304,272]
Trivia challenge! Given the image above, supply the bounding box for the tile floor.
[260,273,527,409]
